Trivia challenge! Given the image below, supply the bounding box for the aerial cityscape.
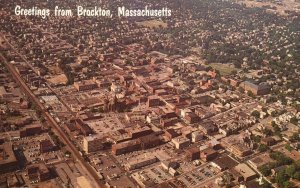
[0,0,300,188]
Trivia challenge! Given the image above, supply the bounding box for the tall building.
[112,139,141,155]
[75,119,93,136]
[83,135,106,153]
[172,136,190,149]
[185,147,200,161]
[240,81,271,95]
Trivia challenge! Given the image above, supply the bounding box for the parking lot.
[115,143,176,168]
[176,163,220,187]
[14,133,64,164]
[132,164,173,185]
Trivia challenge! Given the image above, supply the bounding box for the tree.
[262,107,268,113]
[270,151,294,166]
[263,128,273,137]
[247,90,255,98]
[251,110,260,119]
[290,132,300,142]
[271,121,277,127]
[285,165,296,177]
[252,135,261,143]
[293,171,300,180]
[285,144,293,152]
[283,181,294,188]
[267,96,277,103]
[290,117,298,125]
[259,164,271,176]
[258,144,269,152]
[275,170,289,187]
[233,61,241,68]
[272,121,281,133]
[271,111,278,117]
[261,180,272,188]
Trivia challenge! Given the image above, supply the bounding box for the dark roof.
[138,134,160,144]
[165,129,179,137]
[200,121,217,130]
[212,155,239,170]
[185,146,200,154]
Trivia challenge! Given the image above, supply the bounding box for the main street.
[0,44,104,188]
[1,33,140,187]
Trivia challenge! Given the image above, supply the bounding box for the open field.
[207,63,238,76]
[137,19,167,28]
[237,0,300,15]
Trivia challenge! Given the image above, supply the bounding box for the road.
[0,51,104,188]
[1,33,139,187]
